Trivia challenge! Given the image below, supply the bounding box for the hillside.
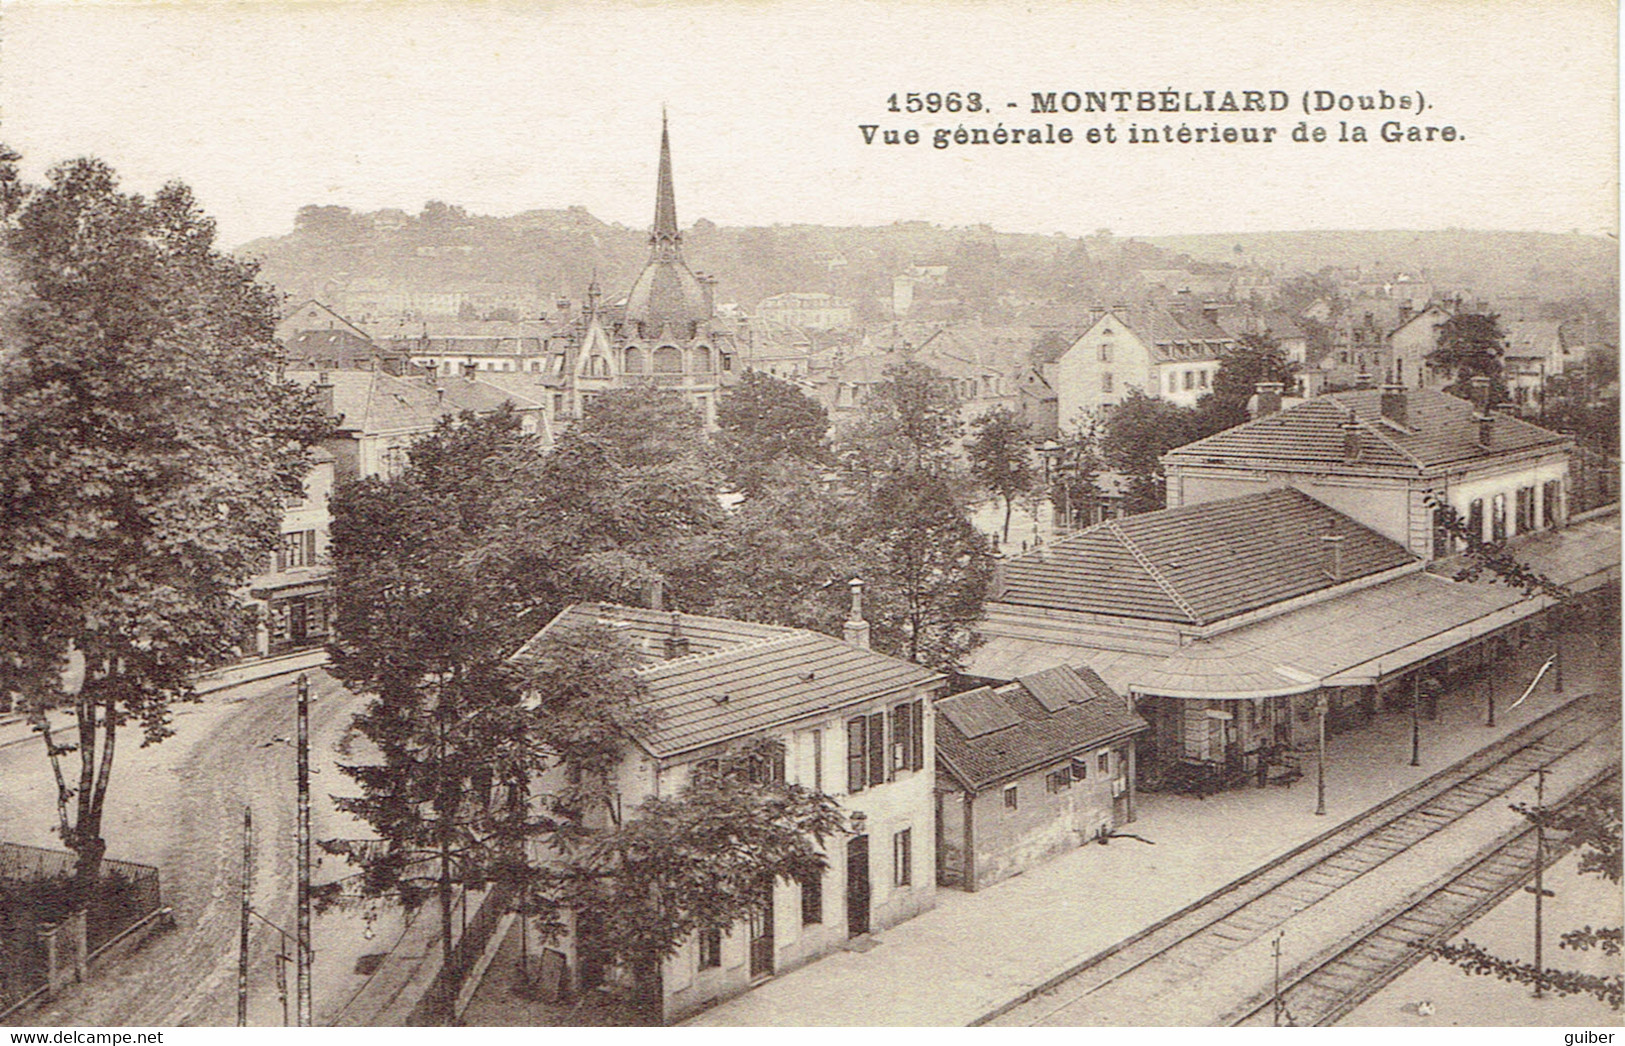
[236,204,1618,324]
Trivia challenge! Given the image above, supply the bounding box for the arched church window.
[588,354,610,378]
[693,346,712,373]
[624,347,645,374]
[654,346,683,374]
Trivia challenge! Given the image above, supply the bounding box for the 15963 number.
[887,92,983,114]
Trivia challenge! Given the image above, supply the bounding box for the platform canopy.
[968,511,1619,702]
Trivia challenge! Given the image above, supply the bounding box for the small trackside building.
[935,665,1147,892]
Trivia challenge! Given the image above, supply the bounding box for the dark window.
[1098,751,1110,773]
[1492,493,1508,543]
[1047,768,1071,793]
[893,828,912,887]
[910,701,925,771]
[867,714,886,788]
[891,703,911,773]
[801,873,823,925]
[1100,372,1113,393]
[1516,486,1536,534]
[699,927,722,969]
[1467,499,1484,545]
[1543,479,1562,528]
[847,717,867,792]
[1071,757,1088,781]
[1003,785,1018,809]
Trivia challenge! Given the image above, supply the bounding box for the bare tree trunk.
[1001,495,1014,544]
[72,679,106,906]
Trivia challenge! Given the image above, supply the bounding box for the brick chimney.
[843,577,872,649]
[1254,381,1284,418]
[1341,419,1363,463]
[1380,377,1408,427]
[1321,532,1347,581]
[313,373,335,419]
[663,610,690,660]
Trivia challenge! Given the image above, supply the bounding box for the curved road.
[9,669,364,1027]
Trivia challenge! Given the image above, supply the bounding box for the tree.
[966,407,1034,544]
[550,741,844,1021]
[0,155,328,899]
[699,459,858,634]
[856,470,994,669]
[1429,788,1621,1009]
[838,361,962,487]
[1097,388,1200,515]
[714,369,831,495]
[1429,312,1509,396]
[534,386,726,608]
[326,410,647,970]
[1195,332,1293,437]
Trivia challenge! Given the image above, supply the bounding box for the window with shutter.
[847,718,867,792]
[867,714,886,786]
[893,828,912,887]
[909,701,925,771]
[891,704,910,773]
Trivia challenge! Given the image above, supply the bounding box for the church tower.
[566,113,733,427]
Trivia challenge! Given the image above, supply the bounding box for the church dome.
[625,259,709,337]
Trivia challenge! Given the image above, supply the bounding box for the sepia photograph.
[0,0,1618,1032]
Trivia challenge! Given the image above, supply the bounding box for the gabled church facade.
[556,116,737,427]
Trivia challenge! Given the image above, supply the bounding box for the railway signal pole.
[1272,931,1285,1027]
[1525,763,1554,999]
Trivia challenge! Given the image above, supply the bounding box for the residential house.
[275,299,371,346]
[512,591,943,1022]
[1501,319,1571,414]
[1162,384,1573,561]
[1390,301,1455,389]
[1053,304,1236,428]
[935,665,1147,892]
[289,368,546,482]
[756,292,855,330]
[246,448,335,657]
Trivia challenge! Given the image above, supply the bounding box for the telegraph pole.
[1530,764,1550,999]
[238,807,253,1027]
[296,673,313,1026]
[1272,931,1285,1027]
[1485,647,1496,727]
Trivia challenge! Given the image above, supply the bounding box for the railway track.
[1228,772,1619,1027]
[987,692,1620,1027]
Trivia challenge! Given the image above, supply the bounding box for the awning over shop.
[248,568,333,599]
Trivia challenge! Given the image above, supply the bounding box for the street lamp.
[1314,693,1328,816]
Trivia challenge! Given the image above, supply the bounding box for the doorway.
[748,885,774,979]
[846,835,870,937]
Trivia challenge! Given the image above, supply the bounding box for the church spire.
[651,109,680,251]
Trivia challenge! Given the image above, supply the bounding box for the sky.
[0,0,1617,247]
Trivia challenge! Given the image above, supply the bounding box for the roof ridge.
[634,629,810,674]
[1105,519,1203,625]
[1339,398,1427,469]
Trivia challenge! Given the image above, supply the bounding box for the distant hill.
[235,205,1617,325]
[1144,230,1617,304]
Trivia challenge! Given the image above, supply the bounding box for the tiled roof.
[512,603,942,759]
[936,665,1146,791]
[289,370,542,436]
[997,488,1415,625]
[1165,388,1569,472]
[968,512,1618,700]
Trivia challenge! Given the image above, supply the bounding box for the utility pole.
[296,672,313,1027]
[1527,763,1553,999]
[1410,672,1421,767]
[1272,931,1285,1027]
[1485,646,1496,727]
[238,806,252,1027]
[1315,694,1327,816]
